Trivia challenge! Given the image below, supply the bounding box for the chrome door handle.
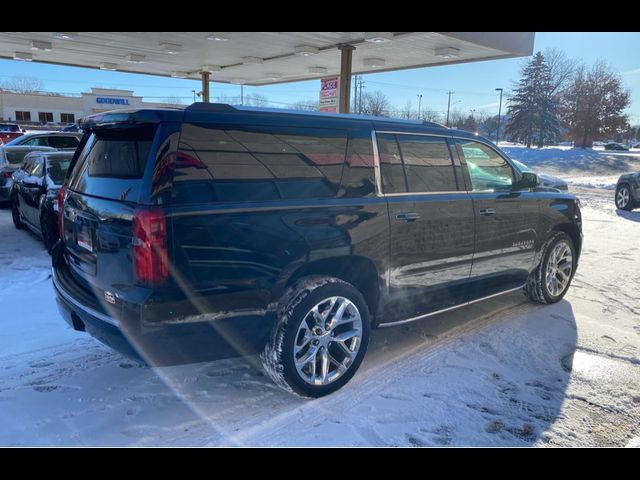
[395,212,421,222]
[479,208,496,216]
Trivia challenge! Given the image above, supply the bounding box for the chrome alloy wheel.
[294,296,363,386]
[546,241,573,297]
[616,186,630,208]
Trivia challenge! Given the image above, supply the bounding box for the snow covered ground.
[0,147,639,446]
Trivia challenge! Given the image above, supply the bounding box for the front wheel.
[524,232,576,304]
[615,183,634,211]
[261,277,371,398]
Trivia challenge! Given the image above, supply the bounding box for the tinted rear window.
[47,158,71,185]
[68,125,156,202]
[0,124,19,132]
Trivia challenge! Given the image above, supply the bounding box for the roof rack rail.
[423,120,449,128]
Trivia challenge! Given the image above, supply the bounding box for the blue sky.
[1,32,638,124]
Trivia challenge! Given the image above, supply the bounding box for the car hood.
[537,172,567,187]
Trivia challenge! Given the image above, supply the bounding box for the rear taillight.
[57,184,67,238]
[132,207,168,286]
[3,171,12,179]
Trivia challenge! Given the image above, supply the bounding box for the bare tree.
[561,60,630,148]
[544,48,579,97]
[361,90,390,117]
[289,100,318,111]
[245,93,269,107]
[2,74,43,93]
[421,108,443,123]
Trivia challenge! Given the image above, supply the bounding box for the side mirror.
[515,171,540,189]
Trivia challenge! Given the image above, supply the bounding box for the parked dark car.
[1,146,57,203]
[0,123,25,144]
[604,143,629,151]
[11,151,73,251]
[52,105,583,397]
[615,172,640,211]
[0,132,80,203]
[511,159,569,191]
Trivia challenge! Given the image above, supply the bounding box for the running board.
[377,285,525,328]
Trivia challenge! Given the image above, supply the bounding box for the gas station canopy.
[0,32,534,86]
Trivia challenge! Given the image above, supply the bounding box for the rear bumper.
[52,261,273,366]
[53,266,143,361]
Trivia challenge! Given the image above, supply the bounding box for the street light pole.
[446,91,454,127]
[495,87,503,145]
[417,93,422,119]
[192,90,196,103]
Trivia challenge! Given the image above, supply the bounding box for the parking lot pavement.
[0,189,639,447]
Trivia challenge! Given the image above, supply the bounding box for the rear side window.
[68,125,156,202]
[378,133,458,194]
[47,158,71,185]
[339,135,376,198]
[48,136,79,149]
[173,124,347,204]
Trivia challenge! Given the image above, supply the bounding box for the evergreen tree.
[505,52,561,148]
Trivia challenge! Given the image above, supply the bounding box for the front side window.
[455,140,514,191]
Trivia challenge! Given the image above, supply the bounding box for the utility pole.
[446,91,454,127]
[192,90,196,103]
[358,78,365,114]
[241,84,244,105]
[417,93,423,119]
[353,75,358,113]
[495,87,503,145]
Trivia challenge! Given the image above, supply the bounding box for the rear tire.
[11,194,23,230]
[615,183,634,211]
[261,276,371,398]
[524,232,576,304]
[40,212,57,254]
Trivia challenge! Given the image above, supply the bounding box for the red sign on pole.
[319,77,339,112]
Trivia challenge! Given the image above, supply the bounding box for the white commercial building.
[0,88,177,124]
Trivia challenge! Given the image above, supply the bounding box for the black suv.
[52,104,583,397]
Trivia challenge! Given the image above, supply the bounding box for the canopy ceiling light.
[99,62,118,71]
[161,43,182,54]
[53,32,78,40]
[364,32,394,43]
[434,47,460,59]
[207,33,229,42]
[13,52,32,61]
[126,54,146,63]
[243,56,263,64]
[295,45,319,57]
[363,57,385,68]
[171,71,188,78]
[31,40,52,51]
[308,66,328,74]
